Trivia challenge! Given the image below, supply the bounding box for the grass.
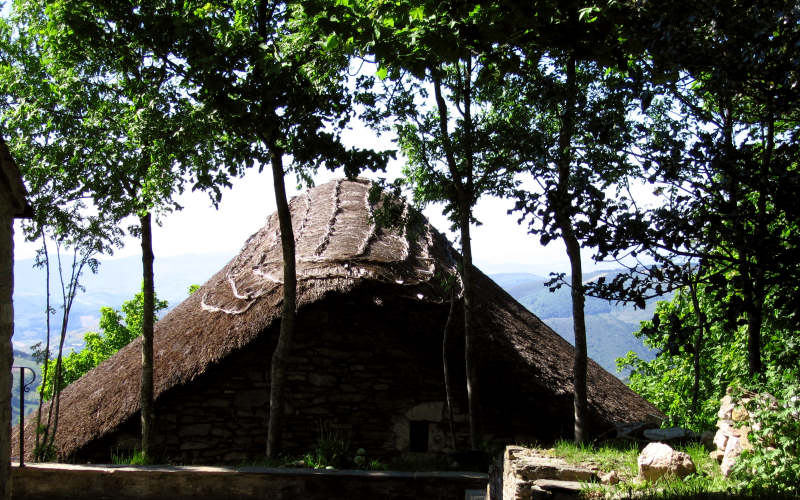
[110,449,149,466]
[549,439,640,480]
[544,440,738,499]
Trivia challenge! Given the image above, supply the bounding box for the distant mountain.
[492,271,662,376]
[12,253,231,354]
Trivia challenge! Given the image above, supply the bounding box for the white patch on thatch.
[355,187,376,257]
[314,178,342,256]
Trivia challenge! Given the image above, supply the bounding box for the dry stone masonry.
[710,387,777,477]
[491,446,598,500]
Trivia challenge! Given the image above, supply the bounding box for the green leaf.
[324,33,339,51]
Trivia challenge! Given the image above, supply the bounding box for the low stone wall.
[11,463,488,500]
[489,446,597,500]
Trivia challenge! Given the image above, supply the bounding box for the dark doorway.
[409,421,429,452]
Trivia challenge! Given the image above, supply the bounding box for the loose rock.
[637,442,696,482]
[599,470,619,485]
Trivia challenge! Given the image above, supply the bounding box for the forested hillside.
[492,272,661,376]
[12,253,230,353]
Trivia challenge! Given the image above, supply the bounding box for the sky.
[13,157,590,278]
[11,115,621,279]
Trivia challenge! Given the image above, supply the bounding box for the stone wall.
[71,283,583,465]
[710,388,778,477]
[489,446,597,500]
[1,190,14,500]
[11,463,488,500]
[75,290,472,464]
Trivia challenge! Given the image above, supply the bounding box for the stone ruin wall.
[75,292,471,464]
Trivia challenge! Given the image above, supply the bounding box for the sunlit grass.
[537,440,744,499]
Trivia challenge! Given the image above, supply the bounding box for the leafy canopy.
[35,291,168,401]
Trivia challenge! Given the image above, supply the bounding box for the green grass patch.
[549,439,639,480]
[541,440,754,499]
[110,449,149,466]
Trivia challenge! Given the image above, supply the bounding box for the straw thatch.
[14,178,662,461]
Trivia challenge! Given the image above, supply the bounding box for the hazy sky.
[12,122,619,278]
[14,166,589,277]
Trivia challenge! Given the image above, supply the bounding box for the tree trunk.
[140,212,155,462]
[554,53,588,443]
[46,249,84,456]
[1,211,14,500]
[561,227,588,443]
[266,147,296,458]
[745,298,764,376]
[687,277,707,417]
[431,66,481,450]
[458,204,480,450]
[442,288,458,450]
[34,233,52,461]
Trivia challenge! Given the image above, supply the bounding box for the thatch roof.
[0,136,33,218]
[14,179,661,460]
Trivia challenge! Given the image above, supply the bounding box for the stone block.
[308,373,337,387]
[700,430,715,451]
[179,424,212,437]
[180,441,211,450]
[731,406,749,422]
[713,428,729,452]
[235,389,268,406]
[638,442,695,481]
[599,470,619,485]
[718,395,735,419]
[643,427,695,442]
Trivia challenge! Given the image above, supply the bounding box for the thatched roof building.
[15,179,661,464]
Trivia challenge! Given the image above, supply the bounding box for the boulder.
[637,442,696,482]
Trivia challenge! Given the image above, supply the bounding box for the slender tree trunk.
[458,205,481,450]
[46,248,87,457]
[743,115,773,378]
[442,288,457,450]
[266,147,296,458]
[34,233,52,460]
[561,227,588,443]
[140,212,155,462]
[554,53,588,443]
[687,277,707,417]
[1,210,14,500]
[431,61,481,450]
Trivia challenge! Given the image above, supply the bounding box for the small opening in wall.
[409,420,429,452]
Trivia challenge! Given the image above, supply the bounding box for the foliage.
[596,0,800,377]
[732,376,800,496]
[302,430,351,469]
[619,278,799,433]
[37,291,167,401]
